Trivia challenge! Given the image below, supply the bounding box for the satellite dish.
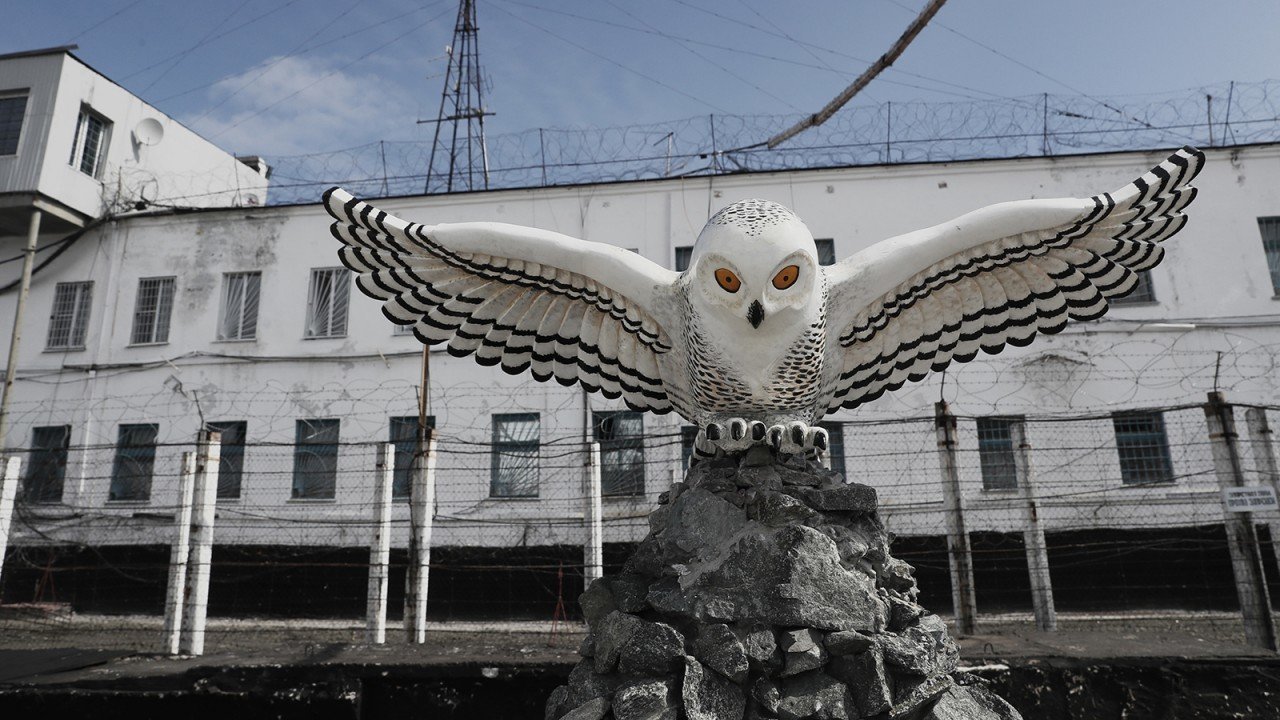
[133,118,165,147]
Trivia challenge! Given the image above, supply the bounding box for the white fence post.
[163,452,197,654]
[934,401,978,635]
[367,443,393,644]
[1011,421,1056,632]
[0,457,20,592]
[405,432,437,644]
[1245,407,1280,570]
[1204,392,1277,651]
[180,430,220,656]
[584,442,604,589]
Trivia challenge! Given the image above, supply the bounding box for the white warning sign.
[1222,486,1279,513]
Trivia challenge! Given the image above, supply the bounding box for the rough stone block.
[613,679,678,720]
[579,579,617,628]
[776,671,853,720]
[892,674,954,720]
[545,685,569,720]
[746,490,818,527]
[888,595,925,631]
[878,614,959,677]
[664,488,748,561]
[682,656,745,720]
[733,624,779,671]
[784,484,877,514]
[824,630,872,656]
[613,574,650,613]
[618,620,685,676]
[692,623,748,683]
[923,686,1017,720]
[751,676,781,715]
[560,697,610,720]
[828,646,892,717]
[779,628,827,677]
[595,611,644,673]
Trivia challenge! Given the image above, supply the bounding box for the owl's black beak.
[748,300,764,329]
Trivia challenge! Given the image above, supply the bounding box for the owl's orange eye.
[772,264,800,290]
[715,268,741,293]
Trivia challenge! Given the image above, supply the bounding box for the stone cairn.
[546,447,1023,720]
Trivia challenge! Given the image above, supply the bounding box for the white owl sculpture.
[325,146,1203,456]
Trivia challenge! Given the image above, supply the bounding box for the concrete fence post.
[1204,392,1277,651]
[584,442,604,589]
[405,431,437,644]
[934,401,978,635]
[1010,420,1057,632]
[367,443,394,644]
[1245,407,1280,569]
[163,452,197,654]
[180,430,220,656]
[0,456,20,593]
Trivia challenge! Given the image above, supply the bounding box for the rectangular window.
[1113,411,1174,485]
[390,415,434,499]
[23,425,70,504]
[681,425,697,469]
[675,246,693,272]
[109,423,158,502]
[595,411,645,496]
[393,322,416,336]
[218,272,260,340]
[206,421,247,500]
[130,276,175,345]
[69,107,111,178]
[814,238,837,266]
[1259,217,1280,294]
[46,281,92,350]
[1111,270,1156,305]
[491,413,539,498]
[817,421,847,477]
[0,92,28,155]
[976,417,1020,490]
[305,268,351,338]
[292,419,339,499]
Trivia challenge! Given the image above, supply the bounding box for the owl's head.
[687,199,822,330]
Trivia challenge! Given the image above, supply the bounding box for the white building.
[2,48,1280,614]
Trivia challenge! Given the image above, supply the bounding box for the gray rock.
[545,685,569,720]
[776,464,825,487]
[888,595,925,631]
[663,488,748,562]
[622,537,665,577]
[828,647,892,717]
[560,697,610,720]
[878,614,959,677]
[613,575,650,613]
[881,558,918,596]
[618,620,685,676]
[692,624,748,683]
[733,624,779,671]
[613,679,678,720]
[595,611,644,673]
[579,579,617,627]
[751,677,781,715]
[892,675,954,720]
[746,490,818,527]
[682,656,745,720]
[779,628,827,677]
[824,630,873,656]
[783,484,877,514]
[578,631,595,658]
[563,661,620,710]
[740,445,775,468]
[776,671,853,720]
[646,577,695,618]
[959,684,1021,720]
[923,686,1018,720]
[649,504,672,533]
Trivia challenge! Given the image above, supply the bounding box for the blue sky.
[6,0,1279,158]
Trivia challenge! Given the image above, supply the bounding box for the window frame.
[109,423,159,502]
[46,281,93,351]
[490,412,540,498]
[130,276,176,346]
[1258,217,1280,296]
[817,420,847,477]
[292,418,340,500]
[217,271,261,341]
[1113,410,1175,486]
[814,238,837,267]
[69,106,111,178]
[23,425,71,504]
[975,416,1021,491]
[390,415,435,500]
[1110,270,1157,306]
[206,421,247,500]
[674,246,693,272]
[594,411,646,496]
[0,90,29,155]
[304,267,351,339]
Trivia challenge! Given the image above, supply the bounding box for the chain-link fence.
[2,395,1279,654]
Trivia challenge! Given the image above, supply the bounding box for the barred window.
[206,421,247,500]
[292,419,339,499]
[815,238,837,266]
[491,413,539,498]
[218,272,260,340]
[305,268,350,338]
[817,421,847,477]
[1110,270,1156,305]
[390,415,434,499]
[1113,411,1174,485]
[109,423,158,502]
[595,411,645,496]
[131,276,175,345]
[1259,217,1280,294]
[23,425,70,504]
[675,246,693,272]
[69,107,110,178]
[46,281,92,350]
[976,417,1020,490]
[0,93,27,155]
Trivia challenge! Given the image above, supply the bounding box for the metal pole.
[1245,407,1280,572]
[405,432,437,644]
[0,210,42,452]
[180,430,220,656]
[584,442,604,589]
[367,443,394,644]
[1011,420,1056,632]
[1204,392,1277,651]
[0,457,20,593]
[935,401,978,635]
[163,452,196,655]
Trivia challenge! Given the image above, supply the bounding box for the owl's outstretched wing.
[324,188,680,413]
[820,146,1204,413]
